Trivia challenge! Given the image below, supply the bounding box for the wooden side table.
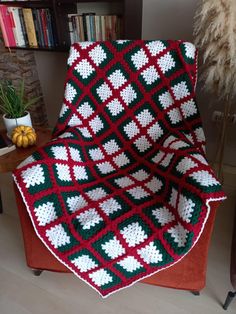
[0,128,52,213]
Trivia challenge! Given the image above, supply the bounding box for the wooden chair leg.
[32,269,43,276]
[223,291,236,310]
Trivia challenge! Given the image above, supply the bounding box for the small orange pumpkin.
[11,125,37,148]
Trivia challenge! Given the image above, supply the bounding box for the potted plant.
[0,80,39,137]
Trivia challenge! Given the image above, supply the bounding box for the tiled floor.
[0,172,235,314]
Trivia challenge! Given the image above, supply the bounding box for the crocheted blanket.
[13,40,225,297]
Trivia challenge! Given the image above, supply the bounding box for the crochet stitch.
[13,40,225,297]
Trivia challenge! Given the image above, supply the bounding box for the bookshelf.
[0,0,143,51]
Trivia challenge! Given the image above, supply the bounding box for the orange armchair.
[14,183,219,294]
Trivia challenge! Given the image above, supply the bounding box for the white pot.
[3,111,32,137]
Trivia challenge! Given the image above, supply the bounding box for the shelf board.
[0,1,53,7]
[5,45,69,52]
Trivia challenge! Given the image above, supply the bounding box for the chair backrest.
[53,40,205,154]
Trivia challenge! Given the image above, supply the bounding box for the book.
[8,7,25,47]
[32,8,42,47]
[0,6,9,46]
[18,8,28,46]
[0,133,15,157]
[0,5,16,47]
[45,8,55,47]
[22,8,38,47]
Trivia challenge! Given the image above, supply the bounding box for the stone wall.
[0,32,48,127]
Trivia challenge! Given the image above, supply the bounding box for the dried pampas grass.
[194,0,236,100]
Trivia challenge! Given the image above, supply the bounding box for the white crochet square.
[138,241,163,264]
[69,147,82,162]
[120,222,148,247]
[115,176,134,188]
[99,198,122,216]
[120,84,137,106]
[127,187,150,200]
[189,170,219,187]
[131,48,148,70]
[141,65,160,85]
[59,103,69,118]
[147,122,164,141]
[145,177,163,193]
[73,165,88,181]
[68,46,80,66]
[176,157,197,174]
[46,224,70,248]
[181,99,197,118]
[97,161,115,174]
[158,91,174,109]
[152,206,175,226]
[65,83,77,103]
[169,140,189,150]
[103,139,120,155]
[68,114,82,127]
[178,194,195,223]
[86,187,107,201]
[123,121,140,139]
[51,146,68,161]
[113,153,130,167]
[34,202,57,226]
[89,45,107,66]
[71,254,98,273]
[134,135,152,152]
[158,52,175,74]
[101,236,125,259]
[172,81,190,100]
[77,208,103,230]
[89,147,104,161]
[89,116,104,134]
[77,102,94,119]
[66,195,88,213]
[167,223,189,247]
[78,127,92,138]
[152,151,165,164]
[89,269,113,287]
[106,98,124,116]
[56,164,71,182]
[168,108,182,124]
[160,153,174,167]
[183,42,196,59]
[169,187,178,208]
[108,69,127,89]
[117,256,143,272]
[136,109,154,127]
[96,82,112,102]
[146,40,166,56]
[194,127,205,143]
[74,59,95,79]
[131,169,149,181]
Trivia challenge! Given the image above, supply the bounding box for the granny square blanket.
[13,40,225,297]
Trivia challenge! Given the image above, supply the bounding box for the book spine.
[75,15,81,42]
[18,8,28,46]
[78,15,84,42]
[0,7,9,47]
[40,9,48,47]
[100,15,105,41]
[67,14,75,44]
[45,9,55,47]
[85,15,91,41]
[82,14,88,41]
[0,5,16,46]
[32,8,42,47]
[9,7,25,46]
[89,14,95,41]
[22,8,37,47]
